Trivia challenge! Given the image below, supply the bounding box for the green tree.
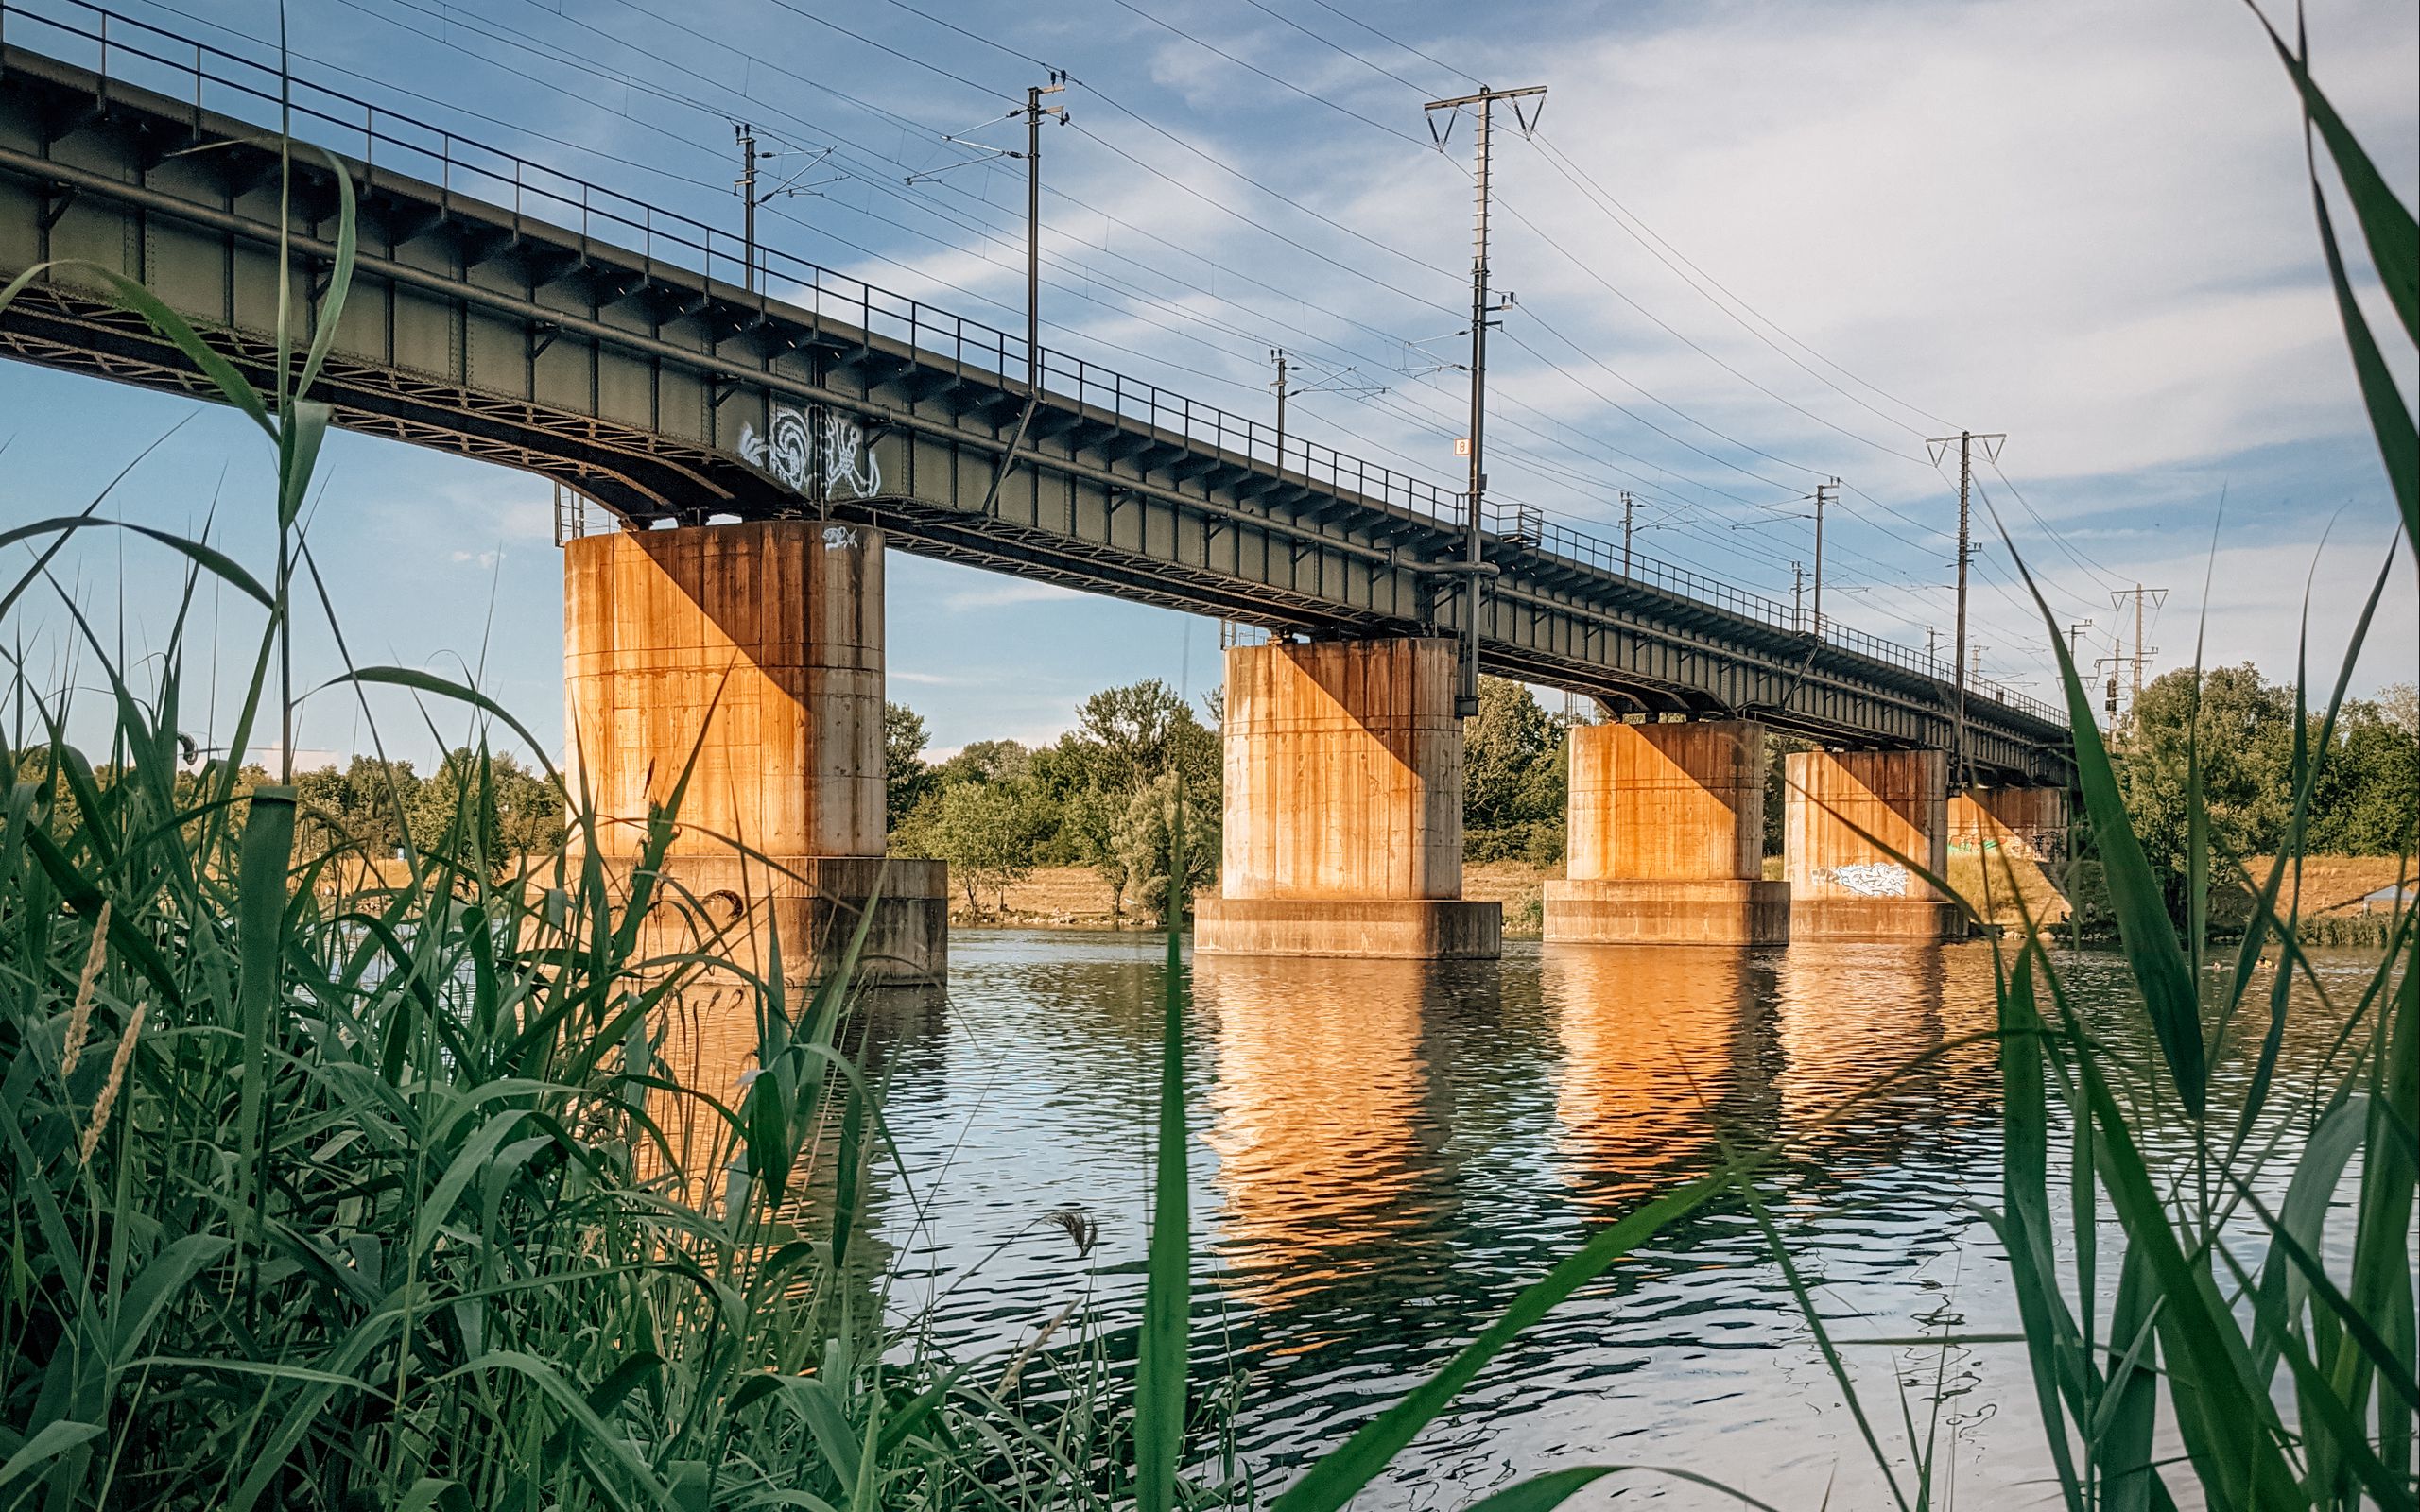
[491,753,566,859]
[1044,679,1220,915]
[929,738,1033,791]
[885,701,932,835]
[2307,693,2420,855]
[1059,679,1219,797]
[925,777,1054,913]
[1463,677,1565,864]
[409,747,507,871]
[2112,663,2295,911]
[1112,770,1218,924]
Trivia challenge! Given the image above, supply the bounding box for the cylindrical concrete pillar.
[1783,747,1959,943]
[1546,720,1789,945]
[1219,636,1463,901]
[562,520,944,984]
[564,519,885,860]
[1198,638,1500,959]
[1565,720,1765,882]
[1948,785,2069,863]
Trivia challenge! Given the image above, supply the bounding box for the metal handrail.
[2,0,2065,732]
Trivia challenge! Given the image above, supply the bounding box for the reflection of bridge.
[1,6,2074,974]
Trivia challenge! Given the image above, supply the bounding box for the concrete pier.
[1544,720,1790,945]
[1948,785,2069,863]
[1948,783,2073,923]
[1783,748,1961,943]
[1195,638,1501,958]
[563,520,946,985]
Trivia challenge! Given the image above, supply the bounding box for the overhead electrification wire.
[1527,134,1956,435]
[203,0,2038,641]
[1230,0,1433,94]
[1068,1,2034,612]
[1295,0,1481,89]
[1096,0,1430,146]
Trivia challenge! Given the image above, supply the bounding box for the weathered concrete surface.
[564,520,945,984]
[1948,785,2072,925]
[1545,720,1789,946]
[1199,637,1501,958]
[1784,748,1959,943]
[1192,897,1502,958]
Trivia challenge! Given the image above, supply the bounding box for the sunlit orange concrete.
[564,521,944,985]
[1197,638,1501,958]
[1948,784,2072,924]
[1544,720,1789,945]
[1949,786,2068,866]
[1783,747,1960,943]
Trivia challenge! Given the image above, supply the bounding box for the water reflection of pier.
[1540,945,1780,1210]
[1772,944,1999,1159]
[1196,955,1479,1317]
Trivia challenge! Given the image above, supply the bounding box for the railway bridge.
[0,6,2073,974]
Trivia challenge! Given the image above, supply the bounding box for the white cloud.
[942,579,1089,610]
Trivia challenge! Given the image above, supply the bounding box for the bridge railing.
[3,0,2064,733]
[1489,506,2065,725]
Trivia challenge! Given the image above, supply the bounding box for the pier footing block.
[1787,898,1964,944]
[1193,897,1502,959]
[1543,878,1790,946]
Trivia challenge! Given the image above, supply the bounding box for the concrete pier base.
[1193,896,1501,958]
[1545,720,1789,946]
[1545,878,1791,946]
[1784,747,1959,944]
[1196,637,1501,960]
[564,521,946,987]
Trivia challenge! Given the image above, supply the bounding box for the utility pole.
[969,75,1067,521]
[1018,76,1068,396]
[1426,83,1547,718]
[735,123,768,292]
[2099,584,2168,728]
[1263,348,1380,477]
[1812,477,1834,638]
[1791,561,1806,632]
[2066,619,2094,664]
[1620,490,1635,576]
[1926,430,2006,789]
[1926,624,1941,671]
[734,124,834,293]
[1270,347,1293,472]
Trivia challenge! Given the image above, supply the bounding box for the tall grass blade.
[2245,4,2419,341]
[2003,541,2206,1116]
[1134,795,1192,1512]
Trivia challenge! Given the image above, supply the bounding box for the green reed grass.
[0,141,1239,1510]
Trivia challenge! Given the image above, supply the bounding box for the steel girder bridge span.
[1,5,2074,970]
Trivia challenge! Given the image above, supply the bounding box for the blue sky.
[6,0,2415,766]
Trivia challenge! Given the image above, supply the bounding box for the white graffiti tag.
[818,409,881,498]
[737,404,882,500]
[1819,862,1910,898]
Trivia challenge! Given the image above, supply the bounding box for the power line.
[216,0,2073,660]
[1526,132,1955,435]
[1098,0,1430,146]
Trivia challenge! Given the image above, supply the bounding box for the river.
[843,933,2374,1508]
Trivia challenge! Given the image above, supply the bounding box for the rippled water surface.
[830,934,2370,1508]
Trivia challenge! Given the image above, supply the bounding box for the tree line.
[2110,667,2416,913]
[885,674,1576,919]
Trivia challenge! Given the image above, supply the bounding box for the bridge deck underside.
[0,43,2070,783]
